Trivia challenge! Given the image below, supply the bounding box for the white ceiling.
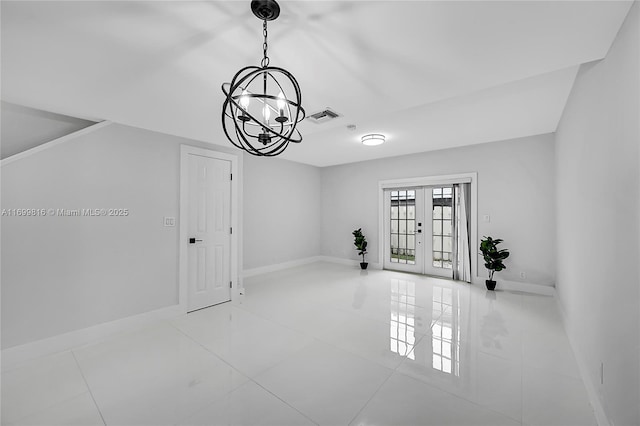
[1,1,633,167]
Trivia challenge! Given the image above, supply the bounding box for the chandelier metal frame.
[222,0,305,157]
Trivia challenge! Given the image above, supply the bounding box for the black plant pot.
[360,262,368,270]
[485,280,496,291]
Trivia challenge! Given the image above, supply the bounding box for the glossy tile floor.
[1,262,596,426]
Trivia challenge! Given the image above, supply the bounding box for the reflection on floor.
[1,262,596,425]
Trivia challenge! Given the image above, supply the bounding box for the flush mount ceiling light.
[222,0,305,157]
[361,134,386,146]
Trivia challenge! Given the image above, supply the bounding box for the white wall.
[555,3,639,425]
[242,154,322,271]
[1,123,238,349]
[1,114,321,348]
[321,134,556,287]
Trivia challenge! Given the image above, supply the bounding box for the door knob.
[189,238,203,244]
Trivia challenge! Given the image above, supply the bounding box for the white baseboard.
[317,256,382,270]
[242,256,383,279]
[242,256,325,278]
[1,304,183,372]
[554,295,610,426]
[491,278,556,296]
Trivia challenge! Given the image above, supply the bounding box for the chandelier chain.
[261,20,270,68]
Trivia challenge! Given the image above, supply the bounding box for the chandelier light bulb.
[240,89,250,110]
[263,103,271,123]
[276,91,286,111]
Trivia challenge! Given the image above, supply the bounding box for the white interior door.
[186,154,231,312]
[384,186,455,278]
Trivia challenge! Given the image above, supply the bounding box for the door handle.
[416,229,422,233]
[189,238,203,244]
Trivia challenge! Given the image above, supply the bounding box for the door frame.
[377,173,479,283]
[179,145,239,313]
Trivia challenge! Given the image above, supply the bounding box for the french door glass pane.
[433,236,442,251]
[389,189,416,265]
[443,221,452,236]
[443,236,452,252]
[407,235,415,250]
[433,220,442,234]
[432,186,454,271]
[443,206,452,220]
[433,206,442,219]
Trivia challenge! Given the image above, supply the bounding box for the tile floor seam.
[70,350,107,426]
[250,335,344,379]
[170,310,324,381]
[312,318,431,359]
[0,348,82,375]
[391,367,525,425]
[248,378,321,426]
[330,303,430,329]
[249,337,397,426]
[3,390,92,425]
[346,332,432,426]
[396,319,527,424]
[168,320,250,382]
[346,363,397,426]
[136,323,265,426]
[230,302,318,336]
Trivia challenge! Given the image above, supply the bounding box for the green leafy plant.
[352,228,368,263]
[479,236,510,281]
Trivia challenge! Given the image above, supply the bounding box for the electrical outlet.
[482,214,491,223]
[520,271,526,279]
[164,217,175,227]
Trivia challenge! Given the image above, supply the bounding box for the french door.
[383,186,455,278]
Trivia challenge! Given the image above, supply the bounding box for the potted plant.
[352,228,368,270]
[479,236,509,290]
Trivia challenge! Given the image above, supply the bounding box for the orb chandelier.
[222,0,305,157]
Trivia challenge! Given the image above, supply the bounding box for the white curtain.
[453,183,471,282]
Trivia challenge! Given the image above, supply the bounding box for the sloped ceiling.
[0,102,97,159]
[0,1,633,166]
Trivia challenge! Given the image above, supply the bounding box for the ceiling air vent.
[307,108,340,123]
